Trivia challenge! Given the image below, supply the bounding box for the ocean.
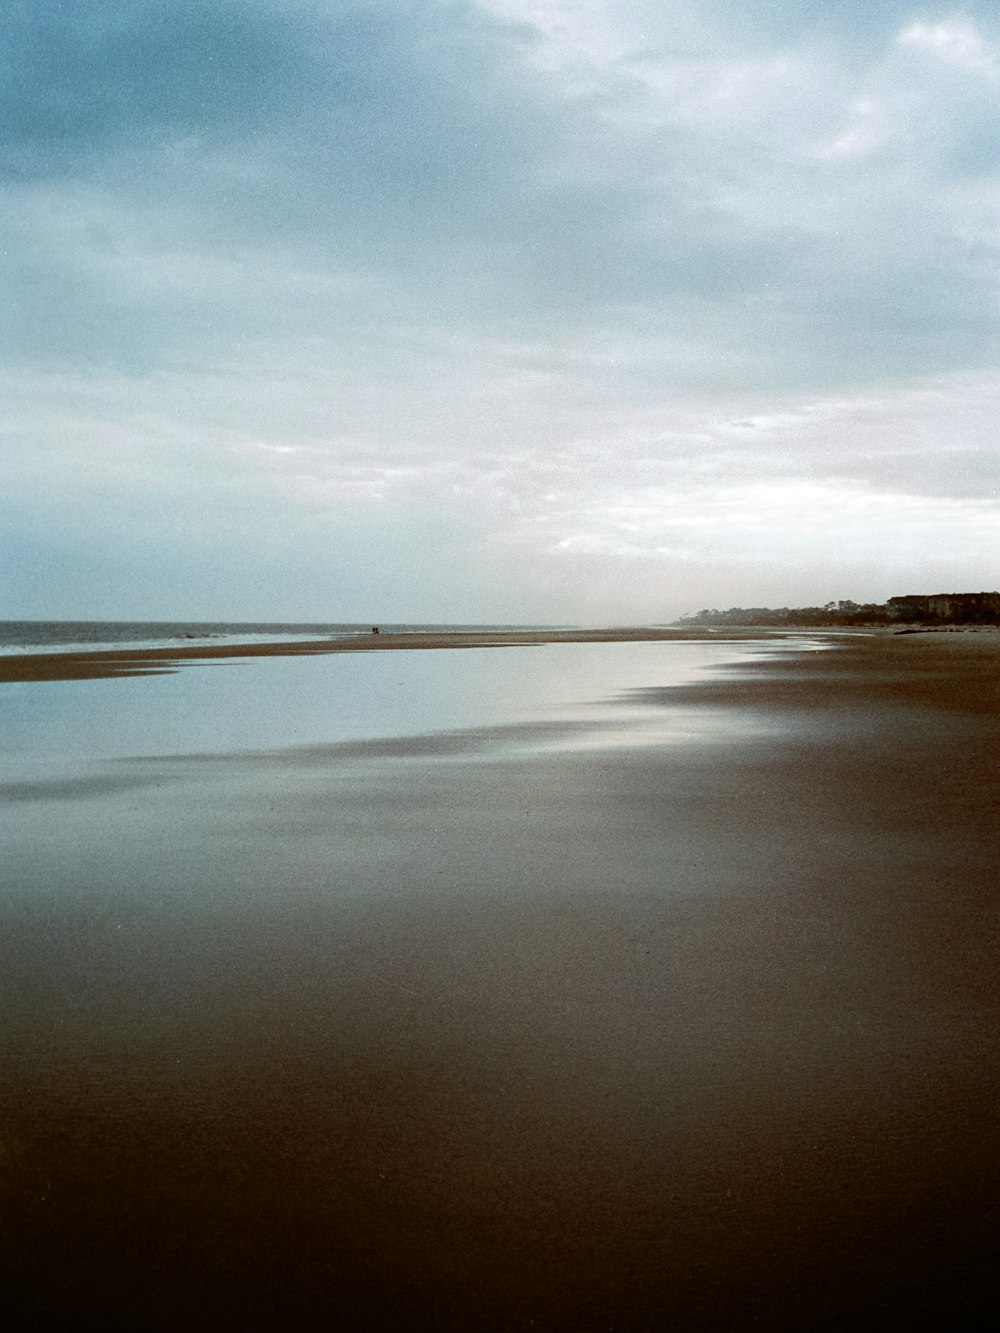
[0,619,556,654]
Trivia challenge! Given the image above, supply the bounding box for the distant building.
[886,595,928,621]
[886,592,1000,623]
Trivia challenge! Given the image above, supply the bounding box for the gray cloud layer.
[3,2,999,619]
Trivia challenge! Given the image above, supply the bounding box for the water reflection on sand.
[1,637,801,772]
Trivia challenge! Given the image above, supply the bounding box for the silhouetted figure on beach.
[371,626,380,635]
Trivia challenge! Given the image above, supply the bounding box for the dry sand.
[2,628,998,1329]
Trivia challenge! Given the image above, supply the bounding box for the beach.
[2,628,998,1328]
[0,625,770,683]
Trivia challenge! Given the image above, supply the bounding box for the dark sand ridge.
[0,625,789,682]
[642,624,1000,714]
[3,629,999,1328]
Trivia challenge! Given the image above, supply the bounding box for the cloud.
[7,2,1000,382]
[0,0,324,175]
[3,3,1000,619]
[542,480,1000,565]
[898,19,999,78]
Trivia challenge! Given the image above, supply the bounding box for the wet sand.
[0,625,777,682]
[2,631,999,1328]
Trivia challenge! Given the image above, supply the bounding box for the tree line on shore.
[675,601,890,627]
[675,591,1000,628]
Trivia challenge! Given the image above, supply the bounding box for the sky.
[2,0,999,623]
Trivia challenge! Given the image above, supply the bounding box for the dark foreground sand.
[2,631,998,1329]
